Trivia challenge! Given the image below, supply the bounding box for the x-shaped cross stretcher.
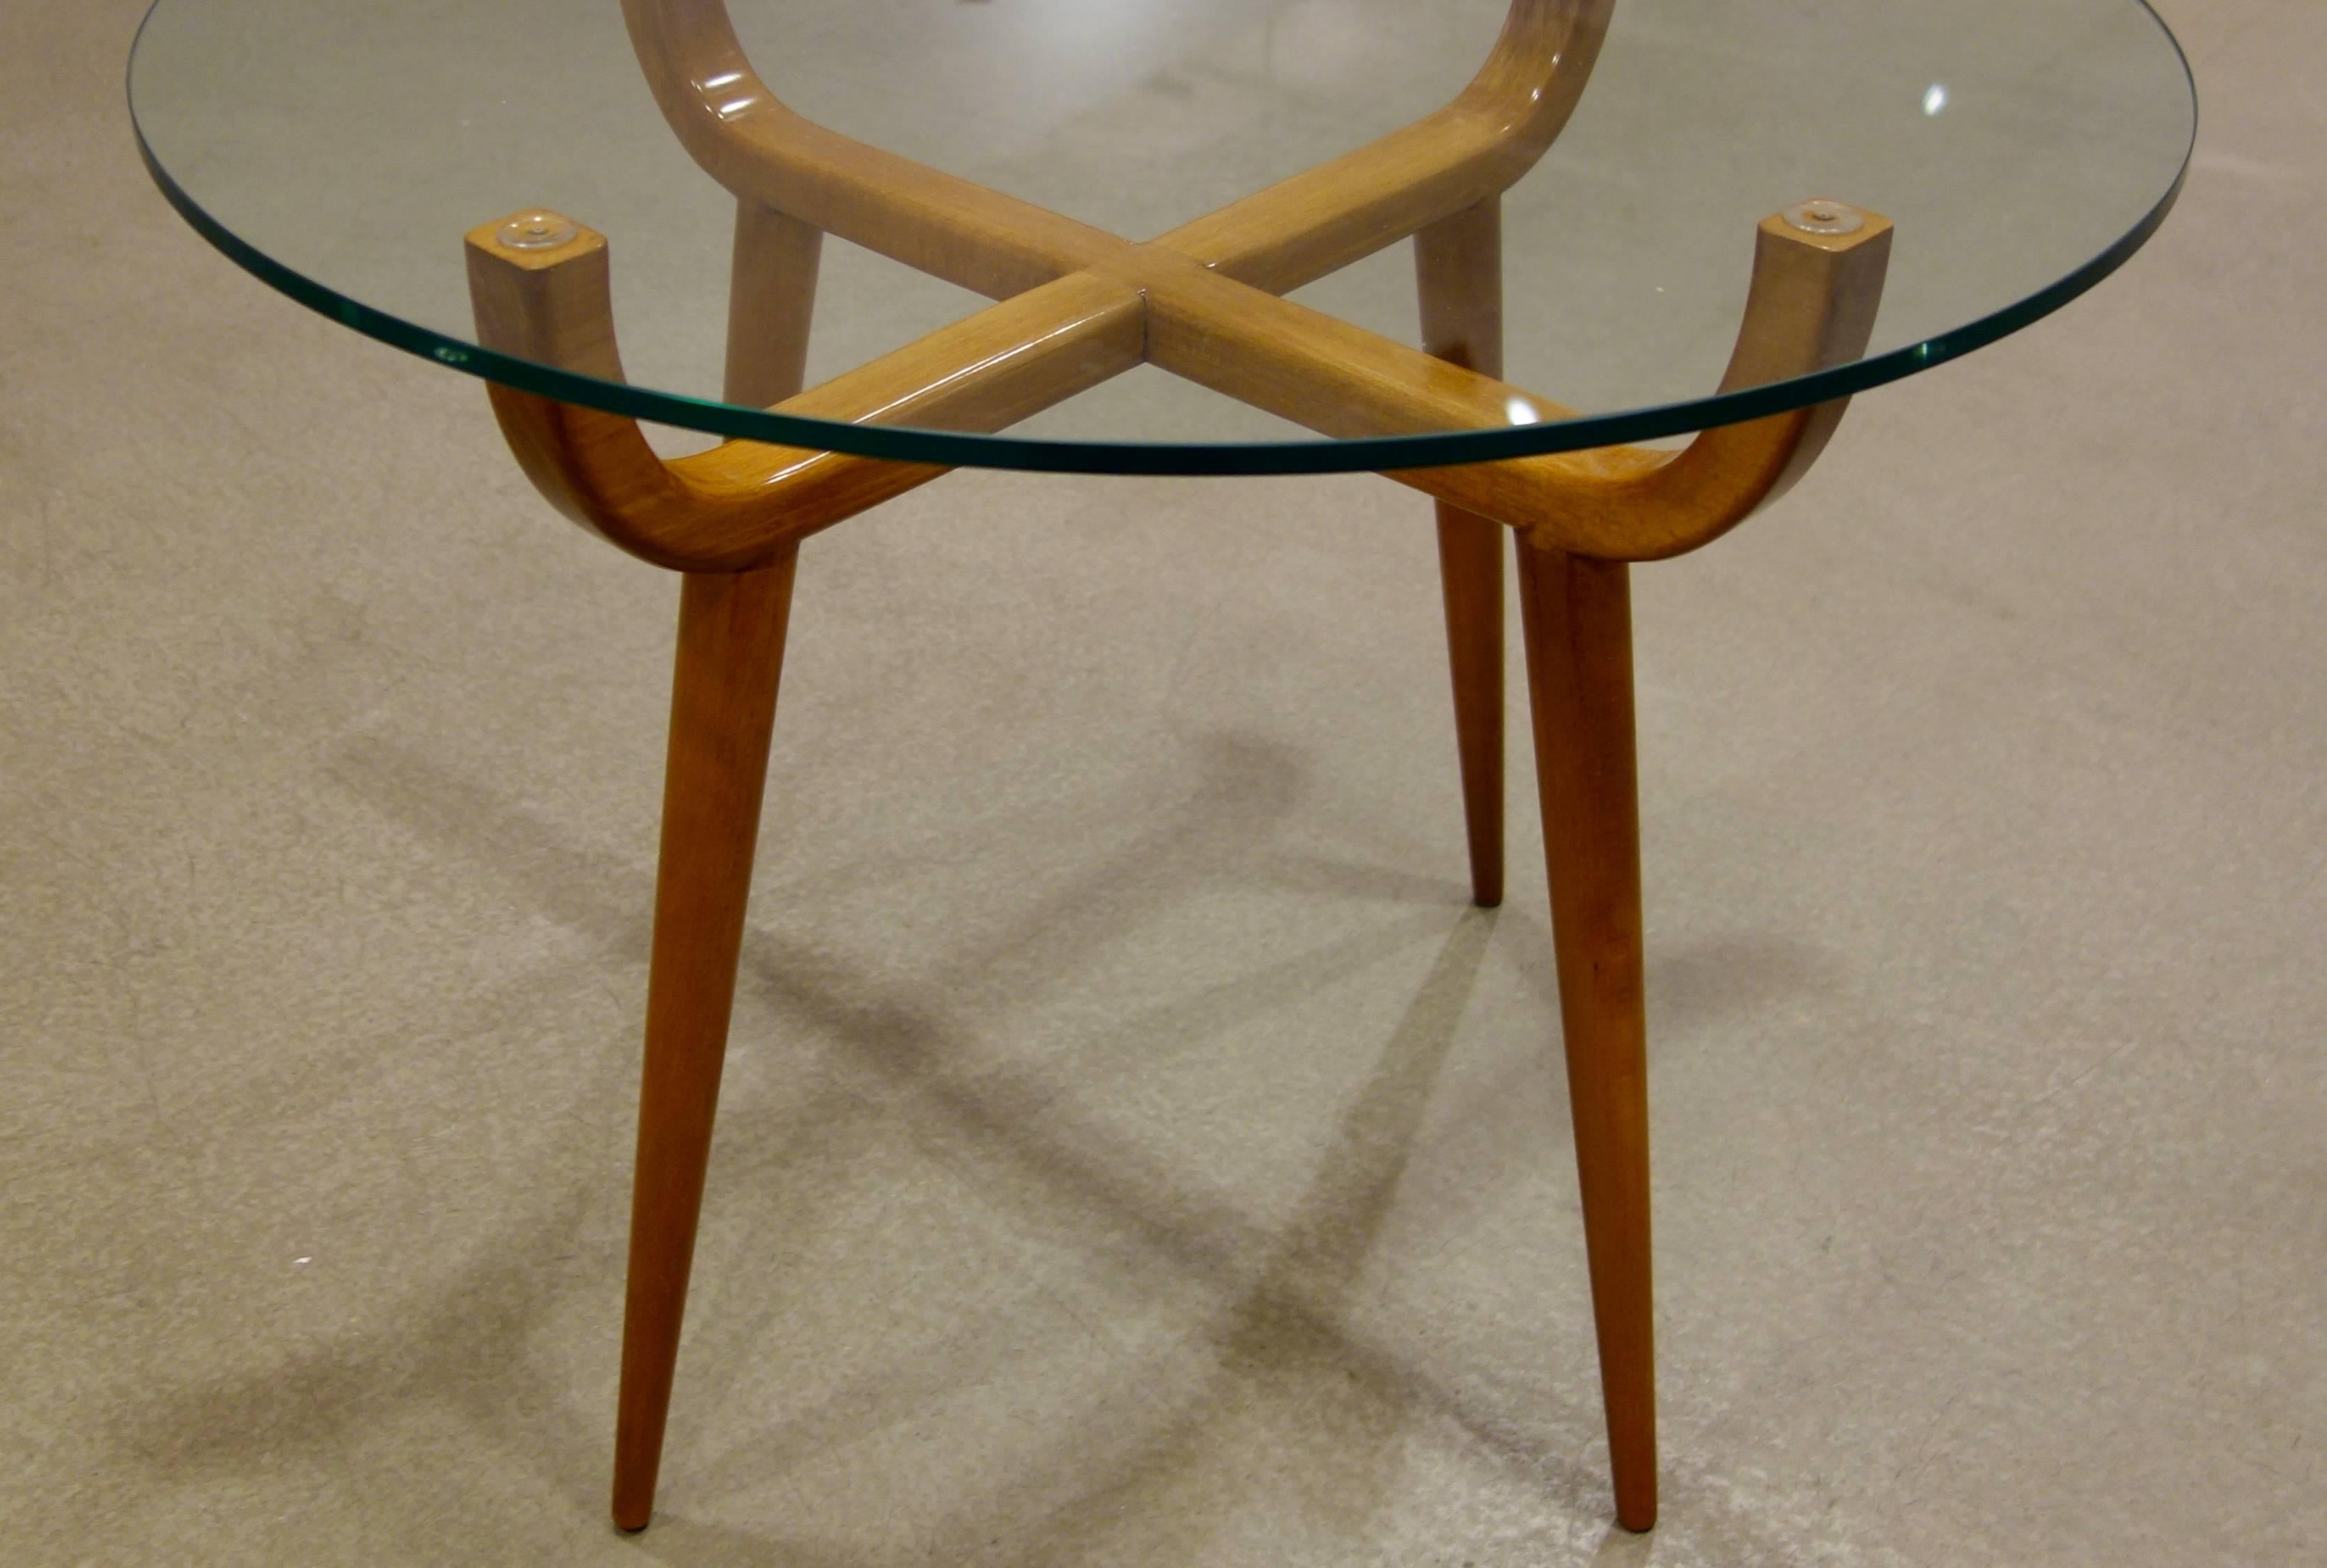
[467,0,1889,573]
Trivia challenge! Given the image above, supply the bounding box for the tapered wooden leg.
[1416,199,1504,906]
[612,558,798,1532]
[1515,540,1655,1532]
[722,200,823,409]
[1432,515,1503,906]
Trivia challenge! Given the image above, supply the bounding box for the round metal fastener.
[1782,200,1866,236]
[497,212,578,251]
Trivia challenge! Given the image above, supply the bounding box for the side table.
[130,0,2195,1535]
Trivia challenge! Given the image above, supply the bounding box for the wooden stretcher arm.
[1138,203,1892,560]
[464,213,1146,572]
[1158,0,1618,292]
[620,0,1614,304]
[619,0,1122,298]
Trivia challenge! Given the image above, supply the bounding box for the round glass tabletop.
[130,0,2193,476]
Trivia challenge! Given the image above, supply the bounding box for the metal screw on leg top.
[496,211,578,251]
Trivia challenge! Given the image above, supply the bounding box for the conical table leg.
[1516,541,1657,1532]
[612,559,798,1532]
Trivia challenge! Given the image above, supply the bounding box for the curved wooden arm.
[1160,0,1616,291]
[620,0,1120,298]
[1483,207,1894,559]
[464,215,1144,572]
[1144,205,1892,560]
[620,0,1612,300]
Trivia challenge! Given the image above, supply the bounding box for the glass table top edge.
[126,0,2196,480]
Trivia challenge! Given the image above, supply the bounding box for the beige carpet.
[3,1,2322,1562]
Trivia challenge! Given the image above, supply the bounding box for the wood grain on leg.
[1515,541,1655,1532]
[1416,199,1505,907]
[612,559,798,1532]
[722,201,822,408]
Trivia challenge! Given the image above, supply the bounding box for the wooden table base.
[456,0,1897,1538]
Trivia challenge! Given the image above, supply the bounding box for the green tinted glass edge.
[127,1,2193,480]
